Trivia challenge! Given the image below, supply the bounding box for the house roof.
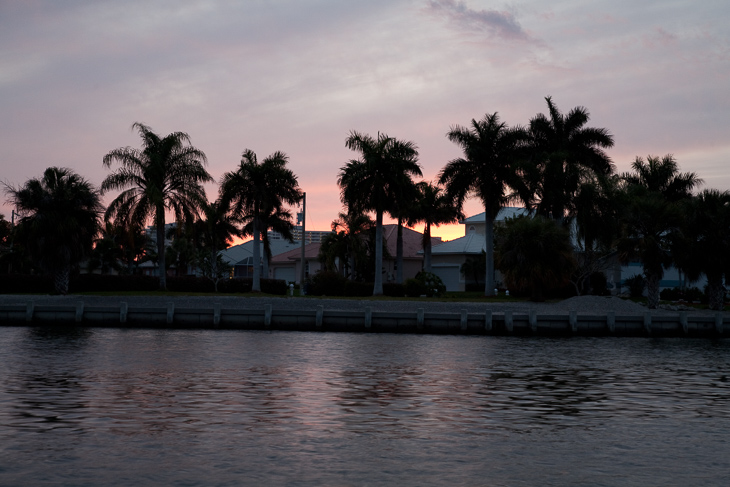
[271,242,321,263]
[219,239,302,265]
[430,232,486,255]
[460,207,528,224]
[381,224,442,260]
[268,225,441,264]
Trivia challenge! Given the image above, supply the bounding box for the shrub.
[308,271,347,296]
[589,272,609,296]
[344,280,373,297]
[383,283,405,297]
[71,274,160,293]
[624,274,645,298]
[404,278,426,297]
[403,272,446,298]
[219,278,253,293]
[167,276,215,293]
[0,274,54,294]
[261,278,288,295]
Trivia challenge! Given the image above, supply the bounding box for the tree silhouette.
[101,123,212,290]
[440,112,529,296]
[220,149,301,292]
[527,96,615,222]
[7,167,102,294]
[407,181,463,273]
[339,131,421,295]
[617,155,701,308]
[496,215,575,301]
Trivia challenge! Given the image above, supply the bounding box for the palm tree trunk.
[252,216,261,292]
[484,208,495,296]
[373,210,384,296]
[396,217,404,284]
[211,248,220,293]
[424,222,432,273]
[262,229,270,280]
[707,273,725,311]
[54,265,70,295]
[156,207,166,290]
[646,271,660,309]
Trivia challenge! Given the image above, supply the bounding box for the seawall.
[0,302,726,337]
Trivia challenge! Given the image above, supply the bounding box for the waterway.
[1,327,729,486]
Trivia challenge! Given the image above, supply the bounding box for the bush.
[383,283,405,297]
[404,278,425,297]
[219,278,253,293]
[0,274,54,294]
[660,286,705,302]
[404,272,446,297]
[71,274,160,293]
[589,272,609,296]
[307,271,347,296]
[344,280,373,297]
[624,274,645,298]
[167,276,215,293]
[261,278,288,295]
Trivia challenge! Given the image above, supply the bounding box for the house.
[267,224,442,284]
[428,207,526,291]
[270,242,323,283]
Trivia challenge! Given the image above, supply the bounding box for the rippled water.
[1,327,729,486]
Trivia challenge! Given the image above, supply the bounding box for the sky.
[1,0,729,242]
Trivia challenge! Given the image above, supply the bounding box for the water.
[1,327,729,486]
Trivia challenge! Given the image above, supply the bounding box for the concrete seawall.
[0,302,726,337]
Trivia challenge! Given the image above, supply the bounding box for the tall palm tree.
[439,112,529,296]
[220,149,301,292]
[407,181,463,273]
[6,167,103,294]
[674,190,730,310]
[101,122,212,290]
[338,131,421,295]
[527,96,615,222]
[617,155,701,308]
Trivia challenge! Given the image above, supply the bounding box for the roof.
[430,232,486,255]
[460,207,528,224]
[268,225,441,263]
[271,242,321,263]
[219,238,302,265]
[381,224,442,260]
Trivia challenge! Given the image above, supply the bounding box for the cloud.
[425,0,533,42]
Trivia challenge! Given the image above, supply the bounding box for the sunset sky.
[2,0,728,242]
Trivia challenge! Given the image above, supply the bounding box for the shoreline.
[1,294,727,337]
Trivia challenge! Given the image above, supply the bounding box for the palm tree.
[338,131,421,295]
[674,190,730,310]
[496,215,575,301]
[407,181,463,273]
[101,122,212,290]
[331,208,374,280]
[617,155,701,308]
[241,204,295,279]
[439,112,529,296]
[194,198,241,291]
[6,167,103,294]
[88,221,125,275]
[527,96,615,222]
[220,149,301,292]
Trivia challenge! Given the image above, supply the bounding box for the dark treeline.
[2,97,728,309]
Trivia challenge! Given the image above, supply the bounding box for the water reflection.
[0,329,729,486]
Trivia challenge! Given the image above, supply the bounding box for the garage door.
[274,267,296,283]
[432,266,461,292]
